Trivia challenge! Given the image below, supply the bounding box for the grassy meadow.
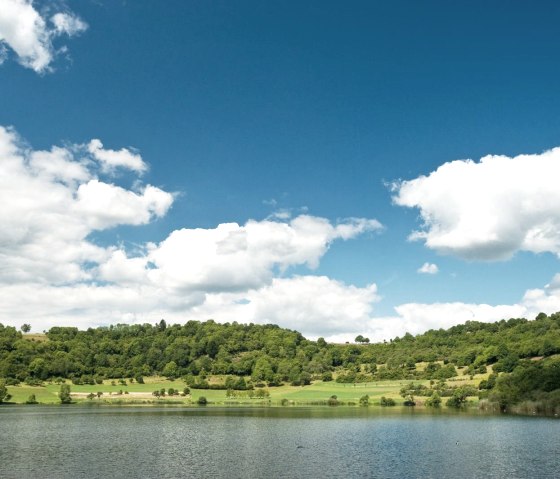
[4,368,486,407]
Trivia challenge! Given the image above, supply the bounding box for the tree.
[59,384,72,404]
[327,395,339,406]
[425,391,441,407]
[197,396,208,405]
[380,396,396,406]
[0,380,12,403]
[21,324,31,333]
[446,386,470,408]
[359,394,370,406]
[25,394,38,404]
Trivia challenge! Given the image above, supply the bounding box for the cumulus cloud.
[0,125,172,285]
[417,262,439,274]
[0,124,385,336]
[393,146,560,261]
[101,214,382,294]
[345,272,560,343]
[88,139,147,174]
[0,0,87,73]
[156,276,380,339]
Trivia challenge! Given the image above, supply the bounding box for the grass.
[3,362,490,406]
[3,378,445,406]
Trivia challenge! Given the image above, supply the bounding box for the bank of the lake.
[4,377,481,406]
[1,406,559,479]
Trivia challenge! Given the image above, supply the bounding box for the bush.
[380,396,396,406]
[197,396,208,405]
[359,394,370,406]
[25,394,38,404]
[24,377,43,386]
[425,392,441,407]
[59,384,72,404]
[327,395,339,406]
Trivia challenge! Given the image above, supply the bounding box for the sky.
[1,0,560,341]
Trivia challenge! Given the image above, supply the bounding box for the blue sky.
[1,0,560,340]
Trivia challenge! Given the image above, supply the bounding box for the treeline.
[1,312,560,401]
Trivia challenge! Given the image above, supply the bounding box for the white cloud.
[348,273,560,343]
[101,214,382,294]
[0,124,385,335]
[51,12,87,36]
[0,0,87,73]
[0,125,172,285]
[393,146,560,261]
[417,262,439,274]
[88,139,148,174]
[163,276,380,339]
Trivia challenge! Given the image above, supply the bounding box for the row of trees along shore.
[1,312,560,410]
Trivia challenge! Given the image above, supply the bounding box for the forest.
[1,312,560,410]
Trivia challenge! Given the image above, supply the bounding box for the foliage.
[59,384,72,404]
[379,396,395,406]
[197,396,208,405]
[359,394,369,406]
[0,379,12,403]
[445,386,474,408]
[489,357,560,411]
[327,395,339,406]
[424,391,441,407]
[1,312,560,409]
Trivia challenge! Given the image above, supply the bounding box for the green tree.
[21,324,31,333]
[59,384,72,404]
[359,394,370,406]
[0,380,12,403]
[425,391,441,407]
[446,387,469,408]
[380,396,396,406]
[327,395,339,406]
[25,394,38,404]
[162,361,178,379]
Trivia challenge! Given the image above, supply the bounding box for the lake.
[1,406,558,478]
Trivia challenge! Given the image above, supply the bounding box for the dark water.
[1,406,559,478]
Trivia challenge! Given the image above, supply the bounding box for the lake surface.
[1,406,559,478]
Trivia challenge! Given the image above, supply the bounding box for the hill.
[1,312,560,411]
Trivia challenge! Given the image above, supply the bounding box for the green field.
[4,375,482,406]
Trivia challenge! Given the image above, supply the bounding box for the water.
[1,406,559,478]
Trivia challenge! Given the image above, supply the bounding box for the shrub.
[425,392,441,407]
[380,396,396,406]
[197,396,208,405]
[59,384,72,404]
[327,395,339,406]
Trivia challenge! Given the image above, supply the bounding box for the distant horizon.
[1,1,560,341]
